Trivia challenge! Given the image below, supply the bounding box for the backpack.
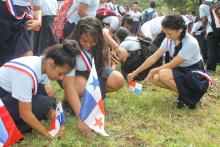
[121,36,162,80]
[203,0,220,31]
[142,9,155,25]
[96,8,121,21]
[53,0,77,39]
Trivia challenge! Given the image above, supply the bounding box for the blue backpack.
[142,9,155,24]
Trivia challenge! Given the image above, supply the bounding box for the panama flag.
[0,99,23,147]
[48,101,66,137]
[80,59,109,136]
[129,81,142,94]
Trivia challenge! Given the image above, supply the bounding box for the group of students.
[0,13,212,141]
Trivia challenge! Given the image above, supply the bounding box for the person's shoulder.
[184,33,198,45]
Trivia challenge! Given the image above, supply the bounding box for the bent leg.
[105,70,124,92]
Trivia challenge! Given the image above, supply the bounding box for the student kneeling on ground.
[128,14,211,109]
[0,40,80,138]
[115,27,162,81]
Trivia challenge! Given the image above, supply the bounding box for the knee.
[75,78,87,97]
[108,71,125,91]
[151,74,160,83]
[158,69,169,82]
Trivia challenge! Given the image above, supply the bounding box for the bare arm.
[78,2,89,17]
[103,28,128,62]
[26,6,42,31]
[127,48,165,82]
[62,76,81,118]
[201,16,208,30]
[19,101,52,138]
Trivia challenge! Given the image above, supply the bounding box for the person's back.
[199,0,220,71]
[142,0,158,24]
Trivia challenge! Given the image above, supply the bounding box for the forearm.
[20,111,50,137]
[103,29,119,49]
[32,6,41,22]
[63,79,81,118]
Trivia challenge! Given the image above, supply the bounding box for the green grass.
[17,70,220,146]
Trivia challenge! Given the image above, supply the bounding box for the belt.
[128,50,142,57]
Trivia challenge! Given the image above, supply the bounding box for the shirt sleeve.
[178,42,197,61]
[199,5,208,18]
[159,38,168,51]
[79,0,91,5]
[66,68,76,77]
[31,0,41,6]
[12,71,33,102]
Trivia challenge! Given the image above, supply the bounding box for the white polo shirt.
[0,56,50,102]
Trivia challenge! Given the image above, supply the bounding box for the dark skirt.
[173,60,210,107]
[75,67,113,99]
[33,15,59,55]
[0,1,33,66]
[132,21,141,34]
[0,84,55,133]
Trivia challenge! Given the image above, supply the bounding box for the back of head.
[150,1,156,8]
[44,39,80,68]
[116,27,130,42]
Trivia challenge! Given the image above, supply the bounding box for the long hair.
[68,16,106,75]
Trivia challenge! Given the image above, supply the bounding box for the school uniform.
[160,33,211,107]
[33,0,59,55]
[98,2,121,31]
[0,56,55,133]
[0,0,41,66]
[128,11,142,34]
[64,0,99,38]
[66,50,113,99]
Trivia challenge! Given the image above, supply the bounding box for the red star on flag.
[94,117,103,129]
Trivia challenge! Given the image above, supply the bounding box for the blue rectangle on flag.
[80,89,97,121]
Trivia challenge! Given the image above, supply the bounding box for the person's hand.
[142,68,158,85]
[55,125,66,139]
[115,47,128,62]
[77,120,91,134]
[26,19,41,31]
[127,71,137,83]
[111,51,120,64]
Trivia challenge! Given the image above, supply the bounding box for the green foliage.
[116,0,201,15]
[18,71,220,146]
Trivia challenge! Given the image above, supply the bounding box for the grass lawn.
[18,68,220,146]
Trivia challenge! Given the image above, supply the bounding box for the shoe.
[176,100,196,109]
[176,100,186,109]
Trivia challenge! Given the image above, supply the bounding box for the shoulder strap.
[2,61,38,95]
[80,50,92,73]
[5,0,33,20]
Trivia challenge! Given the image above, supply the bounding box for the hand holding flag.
[129,81,142,94]
[48,101,66,138]
[80,59,109,136]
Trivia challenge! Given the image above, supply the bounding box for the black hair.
[161,14,187,41]
[122,16,133,25]
[162,14,187,57]
[116,27,130,43]
[68,16,105,75]
[133,2,139,5]
[44,39,80,68]
[150,1,156,8]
